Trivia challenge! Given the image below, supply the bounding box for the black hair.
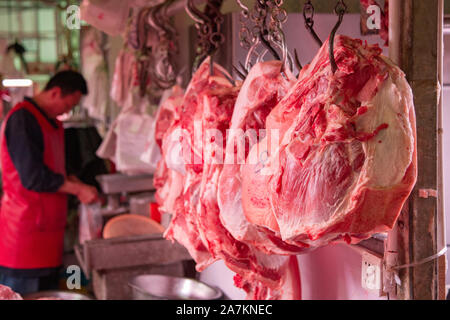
[44,70,88,96]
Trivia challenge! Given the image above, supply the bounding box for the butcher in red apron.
[0,70,98,295]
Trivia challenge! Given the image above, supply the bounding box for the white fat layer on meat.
[276,67,415,243]
[160,170,184,214]
[218,61,297,253]
[356,74,414,187]
[163,125,187,175]
[218,178,248,239]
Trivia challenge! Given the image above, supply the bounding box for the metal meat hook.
[209,54,236,87]
[187,0,226,73]
[236,0,250,13]
[294,48,302,71]
[303,0,323,47]
[148,3,164,35]
[259,31,281,61]
[233,64,247,80]
[186,0,210,25]
[329,0,347,74]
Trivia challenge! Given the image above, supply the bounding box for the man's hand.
[67,175,82,183]
[76,184,99,204]
[58,177,99,204]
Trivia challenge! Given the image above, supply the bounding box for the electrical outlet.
[361,251,384,295]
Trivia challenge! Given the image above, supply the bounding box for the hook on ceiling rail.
[187,0,226,73]
[303,0,323,47]
[239,0,289,75]
[294,48,302,71]
[329,0,347,74]
[185,0,210,25]
[232,63,247,80]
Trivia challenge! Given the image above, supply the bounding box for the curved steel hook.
[148,4,165,35]
[236,0,250,13]
[233,64,247,80]
[238,61,249,76]
[329,0,346,74]
[186,0,211,26]
[129,8,150,50]
[255,2,286,63]
[161,0,178,39]
[303,0,323,47]
[275,26,292,73]
[259,32,281,61]
[153,1,177,37]
[187,0,226,73]
[245,37,265,71]
[294,48,302,71]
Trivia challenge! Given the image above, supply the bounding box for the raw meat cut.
[0,285,22,300]
[233,255,301,300]
[153,86,184,212]
[153,85,185,213]
[154,85,184,149]
[159,58,302,300]
[155,35,415,301]
[80,0,129,36]
[218,60,308,255]
[185,65,300,300]
[242,35,416,248]
[162,58,235,270]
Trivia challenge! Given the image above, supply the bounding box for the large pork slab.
[242,35,417,248]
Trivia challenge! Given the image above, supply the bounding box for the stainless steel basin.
[128,275,223,300]
[23,290,93,300]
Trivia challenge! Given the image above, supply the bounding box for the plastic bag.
[110,50,136,107]
[139,116,161,171]
[78,202,103,244]
[80,27,109,121]
[96,118,118,163]
[115,112,160,174]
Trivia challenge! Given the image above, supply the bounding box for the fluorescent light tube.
[2,79,33,87]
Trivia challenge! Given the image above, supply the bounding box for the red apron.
[0,100,67,269]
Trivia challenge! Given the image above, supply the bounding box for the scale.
[95,173,155,218]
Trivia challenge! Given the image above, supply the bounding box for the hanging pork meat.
[153,85,185,214]
[162,57,236,270]
[218,60,309,255]
[155,33,416,300]
[157,58,303,300]
[241,35,416,249]
[214,60,305,300]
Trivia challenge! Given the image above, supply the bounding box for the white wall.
[296,245,383,300]
[200,244,384,300]
[200,261,246,300]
